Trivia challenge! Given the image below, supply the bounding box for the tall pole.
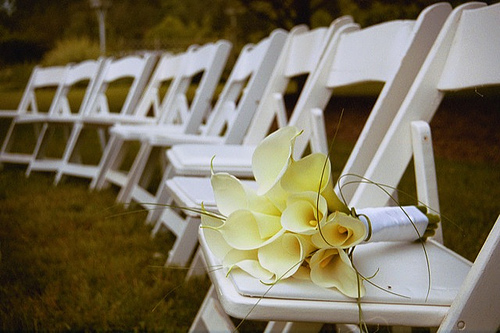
[89,0,111,56]
[97,8,106,55]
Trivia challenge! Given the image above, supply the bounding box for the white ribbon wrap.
[356,206,429,243]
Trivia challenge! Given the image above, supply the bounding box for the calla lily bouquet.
[201,126,439,298]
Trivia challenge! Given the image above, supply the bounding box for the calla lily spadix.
[281,191,328,234]
[312,211,368,249]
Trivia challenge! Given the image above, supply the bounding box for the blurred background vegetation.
[1,0,499,66]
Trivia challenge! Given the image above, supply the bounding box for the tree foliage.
[1,0,499,64]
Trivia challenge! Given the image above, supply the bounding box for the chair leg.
[146,164,174,224]
[188,285,236,333]
[186,248,206,280]
[25,122,49,177]
[116,142,153,203]
[54,123,83,185]
[165,214,201,267]
[90,134,122,190]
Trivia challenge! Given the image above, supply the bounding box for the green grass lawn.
[0,86,499,331]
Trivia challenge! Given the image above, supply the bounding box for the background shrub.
[42,37,101,66]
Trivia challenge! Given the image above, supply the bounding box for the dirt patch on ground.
[321,94,500,165]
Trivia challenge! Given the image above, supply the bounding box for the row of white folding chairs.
[0,53,158,169]
[168,2,500,332]
[0,40,233,184]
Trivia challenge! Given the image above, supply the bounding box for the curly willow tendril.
[316,108,345,247]
[337,173,433,302]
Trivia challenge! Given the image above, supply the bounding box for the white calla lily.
[223,248,274,281]
[281,152,348,213]
[310,248,365,298]
[252,126,301,196]
[216,209,284,250]
[258,233,315,282]
[200,209,233,260]
[281,191,328,234]
[211,171,279,216]
[312,211,367,249]
[210,172,248,216]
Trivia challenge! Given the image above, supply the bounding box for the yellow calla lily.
[281,152,349,214]
[310,248,365,298]
[200,208,233,261]
[211,171,280,216]
[223,248,274,281]
[252,126,301,196]
[281,191,328,235]
[210,172,249,216]
[312,211,367,249]
[216,209,285,250]
[258,233,315,282]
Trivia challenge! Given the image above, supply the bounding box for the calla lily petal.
[310,248,365,298]
[258,233,315,282]
[200,210,232,260]
[211,172,248,216]
[312,211,367,249]
[252,126,301,196]
[211,171,280,216]
[281,192,328,235]
[217,209,284,250]
[281,153,348,213]
[223,249,274,281]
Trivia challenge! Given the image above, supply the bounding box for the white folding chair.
[21,58,107,176]
[164,2,451,278]
[0,64,70,165]
[151,21,356,268]
[89,41,232,192]
[41,53,159,183]
[197,3,500,331]
[99,29,288,210]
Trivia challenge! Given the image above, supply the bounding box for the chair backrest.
[48,58,106,117]
[284,2,452,163]
[349,2,500,209]
[159,41,232,133]
[119,53,175,121]
[84,53,157,118]
[240,16,354,145]
[129,41,231,133]
[197,28,289,144]
[15,65,69,115]
[438,215,500,332]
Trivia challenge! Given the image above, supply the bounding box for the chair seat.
[167,144,256,176]
[15,114,82,124]
[110,123,184,140]
[199,229,471,327]
[83,114,156,126]
[146,133,224,146]
[0,110,19,118]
